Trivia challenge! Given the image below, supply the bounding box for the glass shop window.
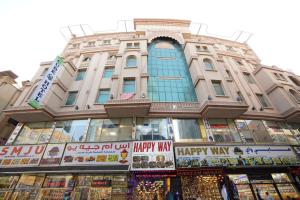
[234,119,255,143]
[228,174,254,200]
[287,123,300,143]
[172,119,201,141]
[11,174,45,200]
[245,120,273,143]
[14,122,54,144]
[86,118,133,142]
[50,120,89,143]
[263,121,290,144]
[0,176,19,200]
[136,118,172,140]
[208,119,242,142]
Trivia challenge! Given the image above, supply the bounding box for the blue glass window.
[203,58,214,70]
[126,56,137,68]
[103,67,114,78]
[65,91,78,105]
[75,69,86,81]
[96,89,110,104]
[123,79,135,93]
[147,38,197,102]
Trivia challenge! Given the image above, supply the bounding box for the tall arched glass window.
[203,58,214,71]
[126,55,137,68]
[147,38,197,102]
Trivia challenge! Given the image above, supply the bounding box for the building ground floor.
[0,167,300,200]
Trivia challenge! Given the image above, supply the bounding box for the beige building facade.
[0,71,21,144]
[0,19,300,200]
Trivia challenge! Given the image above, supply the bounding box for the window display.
[263,121,290,144]
[208,119,241,142]
[134,178,165,200]
[14,122,54,144]
[11,174,45,200]
[245,120,273,143]
[234,120,255,143]
[228,175,254,200]
[136,118,172,140]
[72,175,128,200]
[181,175,223,200]
[172,119,201,142]
[0,176,19,200]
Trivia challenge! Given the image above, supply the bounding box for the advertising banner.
[175,145,300,168]
[131,140,175,171]
[61,142,131,166]
[28,56,64,109]
[39,144,66,166]
[5,123,23,145]
[0,145,46,167]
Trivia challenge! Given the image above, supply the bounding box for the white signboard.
[5,123,23,145]
[0,145,46,167]
[39,144,65,166]
[61,142,131,166]
[131,140,175,171]
[28,56,64,109]
[175,145,300,168]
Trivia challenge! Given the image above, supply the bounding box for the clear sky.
[0,0,299,86]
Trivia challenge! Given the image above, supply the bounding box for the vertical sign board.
[5,123,23,145]
[28,56,64,109]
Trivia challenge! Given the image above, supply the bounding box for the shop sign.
[61,142,131,166]
[91,179,112,187]
[131,140,175,171]
[175,145,300,168]
[39,144,66,166]
[0,145,46,167]
[28,56,64,109]
[5,123,23,145]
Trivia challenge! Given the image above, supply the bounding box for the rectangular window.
[65,91,78,106]
[123,79,135,93]
[87,41,95,47]
[256,94,269,107]
[96,89,110,104]
[245,120,273,143]
[103,40,110,45]
[208,119,241,142]
[263,121,290,144]
[173,119,201,141]
[243,72,255,84]
[126,43,132,48]
[41,68,48,76]
[134,42,139,48]
[103,67,114,78]
[234,119,255,143]
[136,118,172,140]
[99,118,132,141]
[49,120,89,143]
[14,122,54,144]
[212,80,225,96]
[75,69,86,81]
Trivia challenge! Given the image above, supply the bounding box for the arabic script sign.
[61,142,131,166]
[0,145,46,167]
[175,145,300,168]
[131,140,175,171]
[28,56,64,109]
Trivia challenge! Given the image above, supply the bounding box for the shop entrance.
[181,175,224,200]
[133,178,166,200]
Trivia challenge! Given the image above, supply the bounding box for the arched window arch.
[289,89,300,102]
[126,55,137,68]
[0,82,7,87]
[203,58,214,71]
[289,76,300,86]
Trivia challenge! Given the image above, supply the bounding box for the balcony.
[199,100,249,118]
[3,105,55,122]
[104,98,151,117]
